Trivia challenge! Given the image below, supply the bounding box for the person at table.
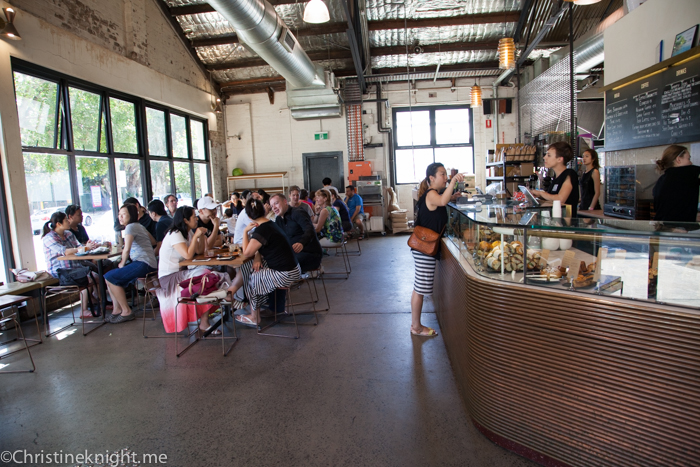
[653,144,700,223]
[42,211,99,317]
[270,193,322,273]
[196,196,223,249]
[579,149,601,211]
[329,187,353,233]
[300,189,314,209]
[233,191,261,245]
[105,204,157,323]
[155,206,232,334]
[289,185,314,218]
[147,199,173,256]
[65,204,90,244]
[410,163,464,337]
[345,185,365,238]
[313,189,344,247]
[530,142,580,217]
[232,198,301,327]
[223,192,244,215]
[164,194,178,218]
[114,197,157,238]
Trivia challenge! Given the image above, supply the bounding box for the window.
[12,60,211,271]
[393,106,474,184]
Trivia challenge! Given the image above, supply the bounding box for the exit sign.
[314,131,329,140]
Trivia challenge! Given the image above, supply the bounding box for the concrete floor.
[0,235,537,467]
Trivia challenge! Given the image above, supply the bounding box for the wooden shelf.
[226,171,287,181]
[486,159,535,167]
[226,172,289,195]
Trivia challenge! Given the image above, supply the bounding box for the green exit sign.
[314,131,329,140]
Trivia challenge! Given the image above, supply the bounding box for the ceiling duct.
[287,70,343,119]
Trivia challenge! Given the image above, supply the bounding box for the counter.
[433,203,700,467]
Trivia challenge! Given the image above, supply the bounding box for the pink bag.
[179,272,220,298]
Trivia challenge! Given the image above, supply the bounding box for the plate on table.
[524,274,565,285]
[76,247,109,256]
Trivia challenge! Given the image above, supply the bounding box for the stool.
[140,272,169,339]
[344,232,362,256]
[175,296,238,357]
[257,286,299,339]
[0,295,38,373]
[322,241,351,279]
[301,267,330,313]
[44,285,105,337]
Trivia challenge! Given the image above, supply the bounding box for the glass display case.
[446,202,700,310]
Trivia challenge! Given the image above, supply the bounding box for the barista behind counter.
[653,144,700,224]
[530,142,580,217]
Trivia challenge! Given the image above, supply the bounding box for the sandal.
[411,326,438,337]
[235,314,258,328]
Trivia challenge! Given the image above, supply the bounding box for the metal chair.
[344,231,362,257]
[322,241,351,279]
[140,272,171,339]
[175,296,238,357]
[43,284,104,336]
[0,295,37,373]
[257,285,300,339]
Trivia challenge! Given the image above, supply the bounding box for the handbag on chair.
[179,272,220,298]
[407,226,444,257]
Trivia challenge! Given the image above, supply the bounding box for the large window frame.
[392,105,475,185]
[12,58,211,225]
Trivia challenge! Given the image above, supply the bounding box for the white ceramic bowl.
[541,237,560,250]
[559,239,573,250]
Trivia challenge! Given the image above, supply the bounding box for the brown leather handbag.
[407,225,444,256]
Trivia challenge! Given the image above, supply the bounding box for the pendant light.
[2,8,21,40]
[498,38,516,69]
[470,81,482,108]
[564,0,602,5]
[303,0,330,24]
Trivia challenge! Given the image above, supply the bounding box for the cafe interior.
[0,0,699,465]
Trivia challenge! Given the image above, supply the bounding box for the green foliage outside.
[13,73,58,148]
[171,115,188,158]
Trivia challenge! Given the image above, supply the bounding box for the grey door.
[303,151,344,192]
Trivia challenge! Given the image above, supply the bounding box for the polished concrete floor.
[0,235,537,467]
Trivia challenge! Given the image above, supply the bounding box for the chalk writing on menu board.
[604,58,700,151]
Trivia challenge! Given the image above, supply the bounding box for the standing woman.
[579,149,601,211]
[104,204,157,323]
[531,142,580,217]
[653,144,700,222]
[410,163,463,337]
[234,198,301,327]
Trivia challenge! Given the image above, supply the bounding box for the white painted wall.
[604,0,700,85]
[0,2,216,269]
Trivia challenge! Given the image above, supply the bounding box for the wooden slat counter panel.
[434,240,700,467]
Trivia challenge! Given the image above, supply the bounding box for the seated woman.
[155,206,232,334]
[329,187,353,233]
[104,204,158,323]
[42,211,99,318]
[231,198,301,327]
[313,189,344,246]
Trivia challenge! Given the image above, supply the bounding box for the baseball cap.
[197,196,220,211]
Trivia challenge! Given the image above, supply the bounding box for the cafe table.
[57,247,122,331]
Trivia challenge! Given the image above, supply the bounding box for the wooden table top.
[0,294,30,308]
[58,248,122,261]
[180,252,251,267]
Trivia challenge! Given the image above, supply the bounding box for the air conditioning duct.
[209,0,342,119]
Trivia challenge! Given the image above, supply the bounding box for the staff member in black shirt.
[531,142,580,217]
[270,193,322,272]
[653,144,700,223]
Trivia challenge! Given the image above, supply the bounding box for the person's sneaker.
[112,313,135,324]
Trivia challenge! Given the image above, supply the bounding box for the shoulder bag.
[407,225,444,257]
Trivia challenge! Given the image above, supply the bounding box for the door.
[303,151,345,192]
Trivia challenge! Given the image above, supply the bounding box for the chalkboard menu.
[605,57,700,151]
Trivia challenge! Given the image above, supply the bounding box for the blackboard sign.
[605,58,700,151]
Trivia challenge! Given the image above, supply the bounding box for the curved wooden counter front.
[434,240,700,467]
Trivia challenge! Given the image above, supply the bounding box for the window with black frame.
[12,60,211,269]
[393,106,474,184]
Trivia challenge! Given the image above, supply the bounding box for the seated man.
[65,204,90,244]
[147,199,173,256]
[164,194,178,218]
[196,196,223,249]
[270,193,322,273]
[345,185,365,238]
[288,185,314,217]
[114,197,156,239]
[322,177,339,195]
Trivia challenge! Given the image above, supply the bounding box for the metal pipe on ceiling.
[207,0,325,88]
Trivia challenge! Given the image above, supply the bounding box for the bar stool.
[0,295,38,373]
[322,241,351,279]
[175,296,238,357]
[43,284,103,337]
[300,266,330,312]
[257,285,300,339]
[344,232,362,256]
[140,272,170,339]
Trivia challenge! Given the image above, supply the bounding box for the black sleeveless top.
[415,189,447,256]
[579,168,600,211]
[547,168,580,217]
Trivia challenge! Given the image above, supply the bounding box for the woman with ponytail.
[42,211,98,317]
[653,145,700,222]
[410,163,463,337]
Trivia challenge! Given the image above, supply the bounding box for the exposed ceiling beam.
[517,1,567,67]
[207,49,353,70]
[171,1,299,16]
[343,0,366,92]
[372,61,500,75]
[190,22,347,48]
[368,11,520,31]
[513,0,533,43]
[371,40,500,56]
[220,76,287,90]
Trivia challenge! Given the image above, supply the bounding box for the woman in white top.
[156,206,232,334]
[104,204,157,323]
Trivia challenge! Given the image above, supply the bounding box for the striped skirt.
[412,249,437,296]
[245,263,302,310]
